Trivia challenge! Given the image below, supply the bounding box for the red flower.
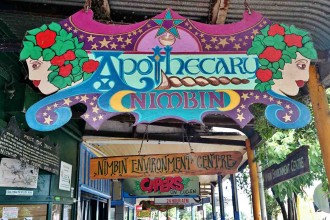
[284,34,303,47]
[35,30,56,49]
[82,60,99,73]
[259,47,282,62]
[256,69,273,82]
[59,64,73,77]
[268,24,285,36]
[51,56,65,66]
[63,50,76,61]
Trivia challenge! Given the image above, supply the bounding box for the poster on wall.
[59,161,72,191]
[123,176,199,196]
[0,117,60,175]
[0,158,39,188]
[20,9,317,132]
[2,207,18,219]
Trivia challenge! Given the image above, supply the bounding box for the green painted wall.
[0,83,83,219]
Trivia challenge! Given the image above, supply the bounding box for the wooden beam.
[83,129,247,146]
[211,0,231,24]
[246,139,261,220]
[307,65,330,184]
[319,60,330,88]
[91,0,111,22]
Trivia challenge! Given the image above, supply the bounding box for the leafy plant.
[237,91,330,219]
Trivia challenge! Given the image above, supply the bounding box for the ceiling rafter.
[211,0,231,24]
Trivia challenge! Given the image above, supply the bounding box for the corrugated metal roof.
[109,0,330,50]
[0,12,61,40]
[1,0,330,51]
[110,0,212,21]
[226,0,330,51]
[110,0,330,50]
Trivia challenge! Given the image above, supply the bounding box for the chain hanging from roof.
[182,124,194,153]
[84,0,92,12]
[138,124,149,155]
[244,0,252,15]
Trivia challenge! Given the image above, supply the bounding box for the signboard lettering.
[123,176,199,196]
[6,190,34,196]
[263,146,309,188]
[2,207,18,219]
[140,176,183,193]
[59,161,72,191]
[0,117,60,174]
[90,151,242,179]
[154,197,200,205]
[20,9,317,132]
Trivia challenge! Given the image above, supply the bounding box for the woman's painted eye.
[31,61,42,70]
[296,63,306,70]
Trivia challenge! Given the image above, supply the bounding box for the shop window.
[63,205,72,220]
[110,207,115,219]
[52,204,62,220]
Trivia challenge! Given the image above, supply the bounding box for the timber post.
[246,139,262,220]
[307,65,330,183]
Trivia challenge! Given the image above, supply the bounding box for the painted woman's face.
[26,58,59,95]
[272,52,310,96]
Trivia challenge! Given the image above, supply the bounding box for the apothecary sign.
[21,9,317,132]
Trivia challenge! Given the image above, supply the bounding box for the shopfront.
[0,1,324,219]
[78,144,111,220]
[0,69,82,219]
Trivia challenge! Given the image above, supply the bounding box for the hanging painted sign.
[263,145,310,188]
[90,151,242,179]
[20,9,317,131]
[123,176,199,196]
[139,200,184,212]
[154,197,201,205]
[136,209,151,218]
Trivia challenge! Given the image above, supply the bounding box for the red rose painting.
[36,30,56,49]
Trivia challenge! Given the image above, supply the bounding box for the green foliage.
[265,191,281,218]
[179,208,191,220]
[238,91,330,217]
[253,96,328,201]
